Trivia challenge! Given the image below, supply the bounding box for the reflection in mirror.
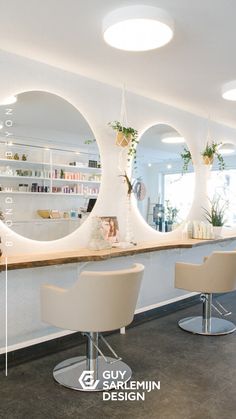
[0,91,101,241]
[207,143,236,227]
[135,124,194,232]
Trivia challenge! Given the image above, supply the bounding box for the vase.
[213,226,222,239]
[116,132,132,147]
[203,155,214,165]
[124,194,134,243]
[165,221,173,232]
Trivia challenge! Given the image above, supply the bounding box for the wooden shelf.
[10,218,82,223]
[1,237,236,272]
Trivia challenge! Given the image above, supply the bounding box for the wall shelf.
[0,158,101,173]
[0,142,100,240]
[0,191,98,196]
[0,174,100,184]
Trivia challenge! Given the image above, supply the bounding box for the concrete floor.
[0,293,235,419]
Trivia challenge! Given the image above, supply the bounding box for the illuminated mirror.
[0,91,101,240]
[135,124,194,232]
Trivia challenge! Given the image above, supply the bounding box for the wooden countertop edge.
[0,236,236,272]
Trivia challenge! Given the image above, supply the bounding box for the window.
[164,172,195,223]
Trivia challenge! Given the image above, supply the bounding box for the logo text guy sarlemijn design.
[79,370,160,401]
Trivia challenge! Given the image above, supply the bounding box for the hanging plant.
[201,141,225,170]
[127,132,139,169]
[84,139,96,145]
[108,121,139,164]
[180,146,192,173]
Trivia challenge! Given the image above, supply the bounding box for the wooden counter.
[0,236,236,272]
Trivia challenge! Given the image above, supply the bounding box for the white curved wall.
[1,49,236,255]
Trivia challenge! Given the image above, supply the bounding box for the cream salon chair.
[175,252,236,335]
[41,263,144,391]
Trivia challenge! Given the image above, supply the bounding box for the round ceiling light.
[222,81,236,101]
[218,143,236,155]
[103,6,174,51]
[161,136,185,144]
[0,95,17,105]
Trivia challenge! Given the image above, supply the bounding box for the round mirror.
[207,142,236,227]
[135,124,194,232]
[0,91,101,240]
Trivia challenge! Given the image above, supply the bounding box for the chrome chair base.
[178,316,236,335]
[53,355,132,391]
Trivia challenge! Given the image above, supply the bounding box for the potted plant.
[108,120,139,169]
[201,141,225,169]
[203,196,227,238]
[165,200,179,232]
[108,120,138,146]
[180,147,192,173]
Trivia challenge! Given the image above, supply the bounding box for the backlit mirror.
[135,124,194,232]
[0,91,101,240]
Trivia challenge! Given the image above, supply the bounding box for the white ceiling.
[0,0,236,127]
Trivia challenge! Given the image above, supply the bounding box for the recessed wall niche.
[0,91,101,241]
[135,123,194,232]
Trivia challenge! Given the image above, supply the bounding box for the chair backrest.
[41,263,144,332]
[175,251,236,293]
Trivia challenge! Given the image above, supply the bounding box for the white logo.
[78,370,100,390]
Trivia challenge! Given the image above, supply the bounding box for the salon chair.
[175,251,236,335]
[41,263,144,391]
